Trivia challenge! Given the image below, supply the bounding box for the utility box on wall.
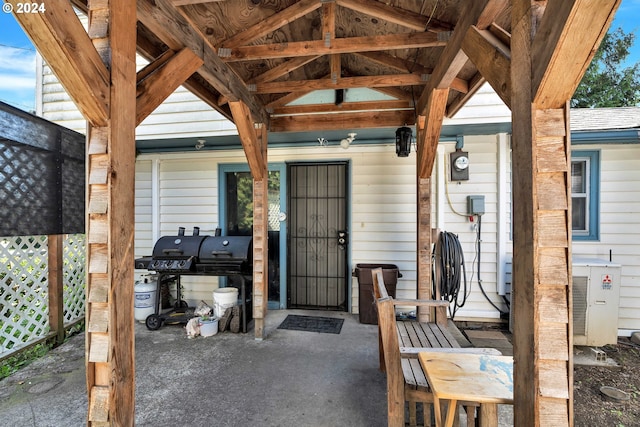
[572,258,622,347]
[507,257,622,346]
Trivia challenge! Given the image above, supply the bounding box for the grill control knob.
[223,240,229,246]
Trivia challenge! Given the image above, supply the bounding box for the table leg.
[444,399,458,427]
[479,403,498,427]
[433,395,443,427]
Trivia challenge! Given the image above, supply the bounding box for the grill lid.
[198,235,252,264]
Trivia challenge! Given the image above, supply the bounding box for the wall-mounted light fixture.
[195,139,206,150]
[340,133,357,149]
[395,126,412,157]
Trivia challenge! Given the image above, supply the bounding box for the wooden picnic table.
[418,351,514,427]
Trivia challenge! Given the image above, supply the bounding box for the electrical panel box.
[467,195,485,215]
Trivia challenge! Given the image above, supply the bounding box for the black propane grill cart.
[134,227,253,332]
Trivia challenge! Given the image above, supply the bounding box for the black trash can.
[354,263,401,325]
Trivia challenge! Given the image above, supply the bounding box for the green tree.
[572,27,640,108]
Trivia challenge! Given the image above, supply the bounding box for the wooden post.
[85,1,138,425]
[511,2,574,425]
[416,176,432,322]
[252,125,269,339]
[47,234,65,346]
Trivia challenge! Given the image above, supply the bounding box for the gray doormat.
[277,315,344,334]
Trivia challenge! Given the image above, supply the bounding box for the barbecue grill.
[135,227,253,332]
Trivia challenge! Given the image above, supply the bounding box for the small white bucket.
[213,287,238,318]
[199,318,219,337]
[134,279,157,322]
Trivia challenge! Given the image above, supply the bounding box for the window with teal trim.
[571,151,599,240]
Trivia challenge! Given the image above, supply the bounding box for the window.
[571,151,599,240]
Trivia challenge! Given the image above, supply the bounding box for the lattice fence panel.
[0,236,49,355]
[63,234,86,323]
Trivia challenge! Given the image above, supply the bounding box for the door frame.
[219,163,287,309]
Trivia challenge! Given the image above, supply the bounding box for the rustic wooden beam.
[417,88,449,179]
[462,25,511,108]
[220,32,446,62]
[136,48,204,125]
[137,0,268,124]
[512,1,574,425]
[373,87,413,102]
[252,125,268,340]
[84,0,137,424]
[220,0,321,48]
[417,0,508,115]
[229,101,266,181]
[255,73,426,94]
[416,175,432,322]
[272,100,413,115]
[6,0,110,126]
[532,0,620,109]
[47,234,65,346]
[336,0,453,32]
[446,73,487,118]
[134,23,234,121]
[353,52,469,93]
[270,110,415,132]
[323,1,341,85]
[266,91,315,110]
[218,56,320,107]
[172,0,225,5]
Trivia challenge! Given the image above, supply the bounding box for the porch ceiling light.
[340,133,357,149]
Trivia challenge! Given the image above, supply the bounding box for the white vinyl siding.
[572,145,640,333]
[38,56,235,139]
[133,137,508,318]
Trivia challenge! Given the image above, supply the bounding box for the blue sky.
[1,1,639,112]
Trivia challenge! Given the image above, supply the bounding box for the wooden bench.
[372,268,500,427]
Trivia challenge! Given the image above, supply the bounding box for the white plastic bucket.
[134,279,157,322]
[199,318,219,337]
[213,287,238,318]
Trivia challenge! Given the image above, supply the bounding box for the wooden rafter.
[417,0,508,115]
[271,100,413,115]
[270,110,415,133]
[336,0,453,32]
[220,0,322,48]
[354,51,469,93]
[137,0,268,124]
[266,90,315,110]
[447,73,487,118]
[173,0,225,5]
[255,73,426,94]
[417,88,449,179]
[229,101,266,180]
[6,0,110,126]
[218,56,320,107]
[220,32,446,62]
[462,25,511,108]
[532,0,621,109]
[136,48,204,125]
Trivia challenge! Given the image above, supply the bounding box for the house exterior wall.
[38,54,639,334]
[132,138,510,321]
[571,143,640,334]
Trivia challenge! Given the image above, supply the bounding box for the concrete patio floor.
[0,310,514,426]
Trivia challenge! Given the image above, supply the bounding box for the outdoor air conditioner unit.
[572,258,621,347]
[506,258,621,347]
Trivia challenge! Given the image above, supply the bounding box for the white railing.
[0,234,86,358]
